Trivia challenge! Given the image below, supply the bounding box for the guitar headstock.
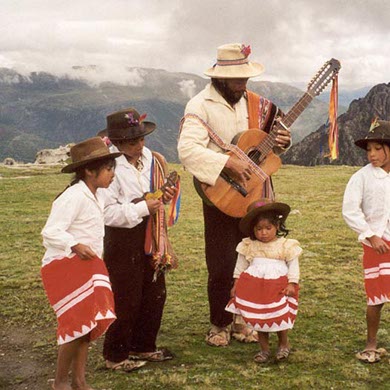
[166,171,178,186]
[307,58,341,97]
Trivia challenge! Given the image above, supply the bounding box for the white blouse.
[41,180,105,265]
[98,146,151,229]
[342,163,390,245]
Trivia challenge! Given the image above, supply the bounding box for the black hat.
[104,108,156,141]
[355,119,390,150]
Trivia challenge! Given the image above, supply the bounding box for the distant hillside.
[282,83,390,166]
[0,67,334,162]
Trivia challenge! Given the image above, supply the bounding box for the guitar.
[132,171,178,203]
[194,58,341,217]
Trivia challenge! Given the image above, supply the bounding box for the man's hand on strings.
[225,156,252,185]
[274,118,292,149]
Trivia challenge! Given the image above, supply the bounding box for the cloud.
[0,0,389,89]
[178,79,197,99]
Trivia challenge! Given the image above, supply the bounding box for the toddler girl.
[226,199,302,363]
[41,137,121,390]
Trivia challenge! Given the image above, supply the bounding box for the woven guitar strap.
[144,152,178,280]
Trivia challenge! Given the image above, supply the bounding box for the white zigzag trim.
[234,295,298,309]
[367,294,390,306]
[253,318,294,332]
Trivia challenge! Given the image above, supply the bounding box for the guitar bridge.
[220,172,248,197]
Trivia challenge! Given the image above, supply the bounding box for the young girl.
[342,119,390,364]
[41,137,122,390]
[226,199,302,363]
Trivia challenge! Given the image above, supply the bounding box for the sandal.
[205,325,231,347]
[105,359,147,372]
[356,348,387,363]
[231,327,259,343]
[254,350,270,364]
[276,348,290,361]
[128,348,174,362]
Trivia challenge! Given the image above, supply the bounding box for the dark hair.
[55,157,116,199]
[248,211,289,240]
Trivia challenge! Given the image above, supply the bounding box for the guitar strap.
[144,152,178,280]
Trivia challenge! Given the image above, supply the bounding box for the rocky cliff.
[282,83,390,166]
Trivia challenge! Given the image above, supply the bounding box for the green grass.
[1,163,390,390]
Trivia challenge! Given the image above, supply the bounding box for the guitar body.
[195,129,282,218]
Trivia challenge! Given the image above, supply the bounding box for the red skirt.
[363,242,390,306]
[41,255,116,345]
[226,258,299,332]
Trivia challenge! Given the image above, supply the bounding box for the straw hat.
[204,43,264,79]
[62,137,122,173]
[239,198,291,236]
[355,119,390,150]
[103,108,156,141]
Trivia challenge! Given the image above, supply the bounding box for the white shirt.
[178,83,250,186]
[342,163,390,245]
[41,181,105,265]
[98,146,151,229]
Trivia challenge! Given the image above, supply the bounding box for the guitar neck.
[258,92,314,155]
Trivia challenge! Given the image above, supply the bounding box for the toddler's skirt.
[363,241,390,306]
[41,255,116,345]
[226,258,298,332]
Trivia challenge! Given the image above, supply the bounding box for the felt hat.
[355,119,390,150]
[104,108,156,141]
[239,198,291,236]
[204,43,264,79]
[61,137,122,173]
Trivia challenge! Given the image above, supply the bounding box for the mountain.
[0,67,334,163]
[282,83,390,166]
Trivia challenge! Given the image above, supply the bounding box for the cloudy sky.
[1,0,389,90]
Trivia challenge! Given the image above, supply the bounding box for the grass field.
[1,163,390,390]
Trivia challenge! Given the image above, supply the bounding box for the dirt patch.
[0,325,55,390]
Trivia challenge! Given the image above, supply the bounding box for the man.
[178,43,291,346]
[100,108,178,371]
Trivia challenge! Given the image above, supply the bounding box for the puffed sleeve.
[283,239,303,261]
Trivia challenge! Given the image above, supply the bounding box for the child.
[41,137,122,390]
[342,119,390,364]
[99,108,178,371]
[226,199,302,363]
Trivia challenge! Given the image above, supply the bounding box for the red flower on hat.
[102,136,111,146]
[241,44,251,57]
[139,113,147,124]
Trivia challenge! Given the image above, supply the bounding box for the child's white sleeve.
[100,180,150,229]
[41,196,79,254]
[342,173,375,241]
[233,253,250,279]
[286,257,300,284]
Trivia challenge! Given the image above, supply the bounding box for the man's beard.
[212,79,245,106]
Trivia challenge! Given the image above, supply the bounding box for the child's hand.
[71,243,97,260]
[368,235,390,254]
[146,199,161,215]
[230,279,239,298]
[282,283,296,297]
[162,186,177,204]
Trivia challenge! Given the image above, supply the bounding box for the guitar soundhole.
[247,149,262,164]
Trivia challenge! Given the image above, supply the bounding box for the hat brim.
[355,138,390,150]
[239,202,291,236]
[107,121,156,141]
[61,151,122,173]
[204,62,264,78]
